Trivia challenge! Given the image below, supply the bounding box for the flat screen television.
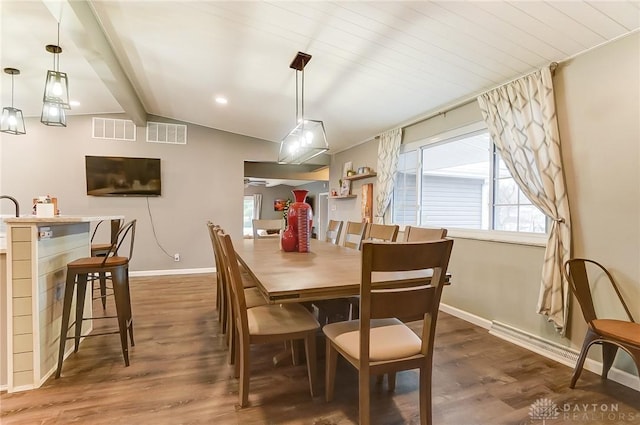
[85,155,162,196]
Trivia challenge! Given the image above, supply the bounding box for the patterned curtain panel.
[477,67,572,334]
[375,128,402,224]
[253,193,262,220]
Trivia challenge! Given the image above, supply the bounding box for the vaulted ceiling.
[2,1,638,153]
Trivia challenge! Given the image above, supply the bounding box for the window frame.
[393,122,548,247]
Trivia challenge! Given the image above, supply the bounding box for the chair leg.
[74,274,88,352]
[123,269,135,347]
[325,341,338,402]
[55,270,76,378]
[99,272,108,310]
[358,369,371,425]
[304,333,317,398]
[387,372,397,392]
[601,342,618,380]
[570,329,599,389]
[111,267,131,367]
[419,366,432,425]
[238,336,250,407]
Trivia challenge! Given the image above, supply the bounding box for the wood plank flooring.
[1,274,638,424]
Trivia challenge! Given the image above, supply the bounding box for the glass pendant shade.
[1,67,26,135]
[40,102,67,127]
[278,119,328,164]
[43,69,70,109]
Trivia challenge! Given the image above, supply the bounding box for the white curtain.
[477,66,572,334]
[253,193,262,220]
[375,128,402,224]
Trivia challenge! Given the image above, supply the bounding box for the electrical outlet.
[174,253,180,262]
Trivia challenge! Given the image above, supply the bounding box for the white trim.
[439,303,491,329]
[401,121,487,152]
[130,267,215,277]
[447,228,547,247]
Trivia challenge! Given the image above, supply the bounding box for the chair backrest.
[91,218,124,244]
[343,221,367,250]
[364,223,399,242]
[102,219,136,264]
[218,232,250,336]
[252,219,283,239]
[403,226,448,242]
[360,239,453,358]
[325,220,343,245]
[563,258,635,325]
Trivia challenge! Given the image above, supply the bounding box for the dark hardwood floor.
[1,274,638,424]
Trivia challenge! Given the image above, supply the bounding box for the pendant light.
[41,22,70,127]
[278,52,328,164]
[1,68,26,135]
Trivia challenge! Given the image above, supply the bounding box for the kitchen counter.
[2,215,124,392]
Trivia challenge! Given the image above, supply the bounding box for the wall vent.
[92,117,136,141]
[146,122,187,145]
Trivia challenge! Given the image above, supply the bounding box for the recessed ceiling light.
[215,96,228,105]
[69,100,80,107]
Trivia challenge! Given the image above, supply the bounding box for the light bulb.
[8,113,17,127]
[305,131,314,144]
[49,105,59,117]
[52,76,63,96]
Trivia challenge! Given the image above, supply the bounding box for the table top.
[234,238,446,304]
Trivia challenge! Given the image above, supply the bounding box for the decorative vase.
[283,189,313,253]
[281,225,297,252]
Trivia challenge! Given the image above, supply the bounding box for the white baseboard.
[130,267,215,277]
[0,384,7,391]
[440,307,639,392]
[439,303,492,330]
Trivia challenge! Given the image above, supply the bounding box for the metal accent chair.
[90,218,123,309]
[324,239,454,425]
[563,258,640,388]
[56,220,136,378]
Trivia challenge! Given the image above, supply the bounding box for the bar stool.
[55,219,136,378]
[90,219,123,309]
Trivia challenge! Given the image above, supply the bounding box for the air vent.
[92,117,136,141]
[146,122,187,145]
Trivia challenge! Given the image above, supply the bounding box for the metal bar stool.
[55,219,136,378]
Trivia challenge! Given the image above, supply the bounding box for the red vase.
[281,225,297,252]
[287,189,313,253]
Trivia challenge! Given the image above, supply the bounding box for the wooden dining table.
[234,237,449,304]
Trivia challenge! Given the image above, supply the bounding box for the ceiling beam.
[42,0,147,125]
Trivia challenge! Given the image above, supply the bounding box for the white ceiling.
[1,1,639,154]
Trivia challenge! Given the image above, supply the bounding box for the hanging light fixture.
[278,52,328,164]
[1,68,26,135]
[41,22,70,127]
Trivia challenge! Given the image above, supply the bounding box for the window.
[393,126,546,235]
[243,196,255,237]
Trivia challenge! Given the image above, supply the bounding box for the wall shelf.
[330,195,357,199]
[343,171,377,181]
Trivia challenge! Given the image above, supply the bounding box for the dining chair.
[252,218,283,239]
[563,258,640,388]
[323,238,454,425]
[56,219,137,378]
[325,220,343,245]
[403,226,447,242]
[218,231,320,407]
[343,221,367,250]
[363,223,399,243]
[207,222,226,330]
[212,227,266,364]
[90,218,124,309]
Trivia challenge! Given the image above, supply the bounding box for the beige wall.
[0,114,279,272]
[328,33,640,375]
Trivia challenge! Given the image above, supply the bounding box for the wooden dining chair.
[363,223,399,242]
[324,239,454,425]
[211,226,265,364]
[403,226,447,242]
[207,222,226,329]
[252,219,283,239]
[218,231,320,407]
[325,220,343,245]
[343,221,367,250]
[563,258,640,388]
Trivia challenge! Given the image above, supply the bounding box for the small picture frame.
[274,199,286,211]
[340,179,351,196]
[343,161,353,177]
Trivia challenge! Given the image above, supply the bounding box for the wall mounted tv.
[85,155,162,196]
